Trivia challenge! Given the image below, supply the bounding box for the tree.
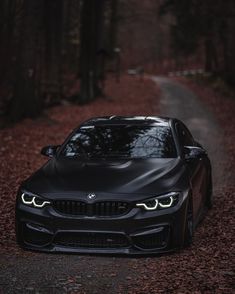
[41,0,63,105]
[79,0,106,103]
[8,0,43,121]
[160,0,235,83]
[1,0,120,122]
[0,0,16,83]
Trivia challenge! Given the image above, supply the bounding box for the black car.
[15,116,212,254]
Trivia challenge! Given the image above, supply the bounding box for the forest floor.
[0,74,234,294]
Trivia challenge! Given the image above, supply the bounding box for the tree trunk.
[0,0,16,84]
[8,0,43,121]
[204,37,218,73]
[41,0,63,105]
[108,0,118,55]
[79,0,106,103]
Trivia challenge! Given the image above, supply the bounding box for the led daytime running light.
[136,199,159,210]
[21,193,50,208]
[159,196,174,208]
[136,192,178,211]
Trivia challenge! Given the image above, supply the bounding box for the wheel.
[184,200,194,247]
[205,174,213,209]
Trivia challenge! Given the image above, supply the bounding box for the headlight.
[21,192,51,208]
[136,192,179,211]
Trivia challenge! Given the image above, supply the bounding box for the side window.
[177,123,195,146]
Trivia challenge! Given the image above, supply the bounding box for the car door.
[176,122,205,221]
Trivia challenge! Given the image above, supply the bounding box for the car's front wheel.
[184,200,194,247]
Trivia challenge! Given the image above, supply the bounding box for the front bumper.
[15,196,188,255]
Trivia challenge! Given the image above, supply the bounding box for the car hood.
[24,157,185,199]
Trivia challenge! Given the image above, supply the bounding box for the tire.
[206,174,213,209]
[184,199,194,247]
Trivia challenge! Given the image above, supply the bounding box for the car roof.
[80,116,172,127]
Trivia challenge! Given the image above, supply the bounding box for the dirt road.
[0,78,233,294]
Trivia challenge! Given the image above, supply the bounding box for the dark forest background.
[0,0,235,123]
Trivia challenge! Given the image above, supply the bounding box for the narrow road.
[0,78,232,294]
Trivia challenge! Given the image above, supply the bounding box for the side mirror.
[41,145,60,157]
[184,146,207,160]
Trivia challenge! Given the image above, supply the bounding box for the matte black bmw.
[16,116,212,254]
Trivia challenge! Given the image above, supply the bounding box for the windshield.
[61,125,177,159]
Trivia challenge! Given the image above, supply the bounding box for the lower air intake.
[53,232,130,249]
[133,227,170,250]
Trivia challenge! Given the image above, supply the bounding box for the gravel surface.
[0,77,234,294]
